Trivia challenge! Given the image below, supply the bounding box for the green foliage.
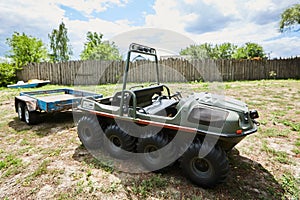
[82,32,103,54]
[279,4,300,32]
[232,42,266,59]
[0,61,18,86]
[49,22,72,62]
[180,43,210,59]
[180,42,264,60]
[232,47,247,59]
[6,32,48,68]
[244,42,266,58]
[80,31,122,61]
[214,43,237,59]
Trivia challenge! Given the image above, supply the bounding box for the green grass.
[127,174,168,199]
[292,148,300,155]
[0,80,299,199]
[281,172,300,199]
[100,181,120,194]
[23,159,51,186]
[295,139,300,147]
[271,110,287,117]
[0,154,24,178]
[262,128,290,138]
[85,157,114,174]
[280,120,300,132]
[261,141,291,164]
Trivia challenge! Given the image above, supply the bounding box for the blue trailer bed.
[15,88,103,124]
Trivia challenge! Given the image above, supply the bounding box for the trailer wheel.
[180,142,229,188]
[24,106,39,125]
[77,115,103,150]
[17,102,25,121]
[103,125,136,159]
[136,134,175,172]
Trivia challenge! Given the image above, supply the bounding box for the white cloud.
[0,0,133,59]
[264,36,300,58]
[142,0,300,58]
[0,0,299,59]
[184,0,197,5]
[145,0,187,33]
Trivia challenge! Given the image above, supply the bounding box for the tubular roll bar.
[119,43,159,118]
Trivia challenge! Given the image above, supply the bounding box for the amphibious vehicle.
[77,43,259,188]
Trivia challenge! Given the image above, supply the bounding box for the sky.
[0,0,300,60]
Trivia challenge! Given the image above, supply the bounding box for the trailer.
[15,88,103,125]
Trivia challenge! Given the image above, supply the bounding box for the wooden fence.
[17,58,300,85]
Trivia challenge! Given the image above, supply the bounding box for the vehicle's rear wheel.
[24,106,39,125]
[77,115,103,149]
[180,141,229,188]
[17,102,25,121]
[136,133,175,172]
[103,125,136,159]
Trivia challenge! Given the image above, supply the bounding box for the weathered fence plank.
[18,58,300,85]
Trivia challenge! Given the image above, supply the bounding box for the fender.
[15,96,38,112]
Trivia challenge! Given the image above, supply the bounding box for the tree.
[243,42,266,59]
[232,43,266,59]
[0,61,18,86]
[232,47,247,59]
[180,43,238,59]
[80,31,122,61]
[214,43,237,59]
[279,4,300,32]
[181,42,265,60]
[6,32,48,68]
[48,22,72,62]
[180,44,211,59]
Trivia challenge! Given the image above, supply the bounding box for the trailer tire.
[103,125,136,159]
[180,142,229,188]
[24,106,39,125]
[17,102,25,121]
[77,115,103,150]
[136,133,175,172]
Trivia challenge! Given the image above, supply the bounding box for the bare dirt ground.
[0,80,299,200]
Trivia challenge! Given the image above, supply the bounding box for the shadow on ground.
[72,146,285,200]
[8,111,79,136]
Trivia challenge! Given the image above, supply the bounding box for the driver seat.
[140,97,178,116]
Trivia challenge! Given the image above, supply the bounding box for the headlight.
[250,110,259,119]
[82,100,95,110]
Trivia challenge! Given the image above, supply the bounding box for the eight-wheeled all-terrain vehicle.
[76,43,259,188]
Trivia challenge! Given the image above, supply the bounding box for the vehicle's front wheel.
[24,106,39,125]
[180,141,229,188]
[77,115,103,149]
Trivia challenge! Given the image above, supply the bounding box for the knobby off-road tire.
[17,102,25,121]
[180,141,229,188]
[136,133,176,172]
[103,124,136,159]
[24,106,39,125]
[77,115,103,150]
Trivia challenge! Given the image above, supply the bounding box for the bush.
[0,62,18,87]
